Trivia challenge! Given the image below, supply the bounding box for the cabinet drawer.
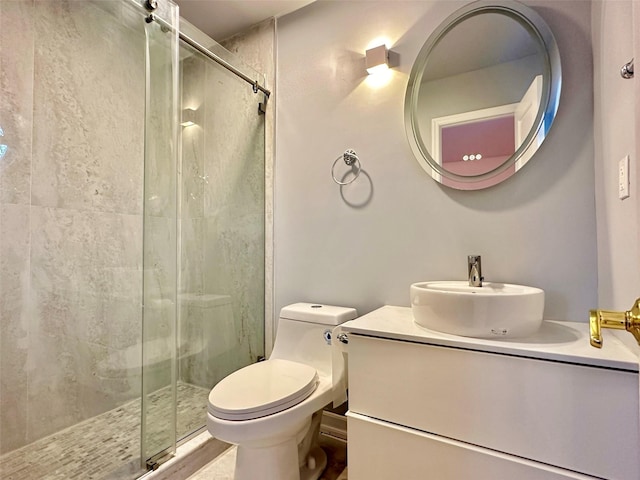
[347,412,599,480]
[349,335,639,479]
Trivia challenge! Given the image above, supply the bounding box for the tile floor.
[1,384,348,480]
[182,433,348,480]
[0,383,210,480]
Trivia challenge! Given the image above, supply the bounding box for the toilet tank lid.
[280,303,358,325]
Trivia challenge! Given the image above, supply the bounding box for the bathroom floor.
[183,433,348,480]
[0,382,210,480]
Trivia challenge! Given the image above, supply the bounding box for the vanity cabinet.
[343,306,639,480]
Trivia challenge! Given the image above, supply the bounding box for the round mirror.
[404,1,561,190]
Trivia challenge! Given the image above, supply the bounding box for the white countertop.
[342,305,639,372]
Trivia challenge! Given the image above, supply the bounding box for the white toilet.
[207,303,357,480]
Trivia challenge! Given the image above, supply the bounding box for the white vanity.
[342,306,639,480]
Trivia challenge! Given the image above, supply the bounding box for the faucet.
[468,255,483,287]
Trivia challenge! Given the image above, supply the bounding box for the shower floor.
[0,382,210,480]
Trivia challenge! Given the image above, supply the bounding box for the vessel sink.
[410,281,544,338]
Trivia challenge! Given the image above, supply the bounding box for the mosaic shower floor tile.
[0,383,210,480]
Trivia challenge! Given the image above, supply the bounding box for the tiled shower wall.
[220,19,276,355]
[0,0,272,457]
[177,21,273,390]
[0,1,146,454]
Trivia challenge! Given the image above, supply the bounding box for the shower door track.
[136,0,271,99]
[177,30,271,99]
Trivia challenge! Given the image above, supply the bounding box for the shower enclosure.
[0,0,266,478]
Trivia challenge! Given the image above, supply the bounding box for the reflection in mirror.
[405,1,561,190]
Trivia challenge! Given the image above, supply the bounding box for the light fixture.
[365,44,389,75]
[462,153,482,162]
[181,108,197,127]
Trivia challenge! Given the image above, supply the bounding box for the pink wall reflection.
[441,115,515,176]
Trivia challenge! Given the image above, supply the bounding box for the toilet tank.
[270,303,357,375]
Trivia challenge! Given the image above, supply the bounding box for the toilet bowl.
[207,303,357,480]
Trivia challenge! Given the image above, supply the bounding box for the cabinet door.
[348,335,639,479]
[347,413,599,480]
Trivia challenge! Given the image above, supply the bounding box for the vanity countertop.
[342,305,639,372]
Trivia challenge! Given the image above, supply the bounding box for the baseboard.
[321,411,347,441]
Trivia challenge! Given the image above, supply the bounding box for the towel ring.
[332,149,362,185]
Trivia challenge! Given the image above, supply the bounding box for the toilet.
[207,303,357,480]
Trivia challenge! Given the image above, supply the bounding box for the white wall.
[418,54,542,150]
[275,0,596,321]
[592,0,640,312]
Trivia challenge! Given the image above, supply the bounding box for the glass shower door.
[140,0,180,468]
[0,0,178,478]
[0,1,265,477]
[176,21,266,442]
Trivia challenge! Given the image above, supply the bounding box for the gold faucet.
[589,298,640,348]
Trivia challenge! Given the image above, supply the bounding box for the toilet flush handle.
[323,330,348,345]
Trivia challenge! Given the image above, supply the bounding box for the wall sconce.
[365,44,389,75]
[181,107,198,127]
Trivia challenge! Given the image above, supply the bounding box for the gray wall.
[592,0,640,314]
[274,0,596,322]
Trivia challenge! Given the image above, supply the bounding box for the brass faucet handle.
[589,298,640,348]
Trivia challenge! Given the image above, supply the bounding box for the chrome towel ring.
[332,149,362,185]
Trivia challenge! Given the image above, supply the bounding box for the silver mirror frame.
[404,0,561,190]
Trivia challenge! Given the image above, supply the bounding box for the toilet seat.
[208,359,319,421]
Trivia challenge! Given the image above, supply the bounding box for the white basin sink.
[410,281,545,338]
